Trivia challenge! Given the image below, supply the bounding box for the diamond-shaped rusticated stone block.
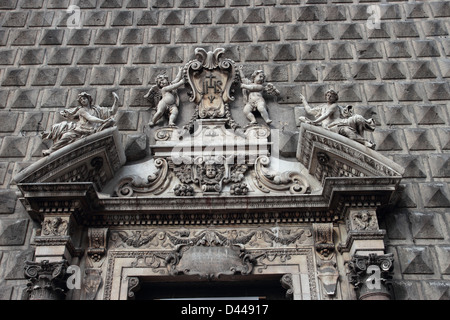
[429,1,450,18]
[20,111,48,132]
[124,133,148,162]
[32,68,59,86]
[11,30,38,46]
[120,67,143,85]
[379,62,407,80]
[422,281,450,300]
[19,49,45,65]
[414,104,447,125]
[178,0,200,8]
[116,110,139,131]
[175,27,197,44]
[230,27,253,43]
[9,89,39,109]
[40,89,68,108]
[201,27,225,43]
[90,67,116,85]
[322,63,348,82]
[397,246,435,274]
[293,63,318,82]
[100,0,124,8]
[0,219,28,245]
[424,82,450,101]
[392,155,426,178]
[104,47,129,64]
[3,11,28,27]
[435,247,450,275]
[94,29,119,45]
[413,40,441,58]
[419,183,450,208]
[4,248,34,281]
[407,61,438,79]
[0,112,18,133]
[0,136,29,157]
[0,49,17,65]
[382,210,411,240]
[408,212,444,240]
[2,68,29,86]
[215,8,239,24]
[385,41,412,59]
[428,154,450,178]
[329,42,354,60]
[133,47,156,64]
[390,281,421,300]
[29,11,55,27]
[0,190,17,214]
[160,46,184,63]
[61,67,87,86]
[396,183,417,208]
[422,20,448,37]
[393,21,419,38]
[111,10,134,26]
[436,128,450,150]
[364,83,393,102]
[405,128,437,151]
[149,28,171,44]
[372,129,404,151]
[356,42,383,59]
[395,82,425,102]
[122,28,144,45]
[40,29,64,45]
[47,48,74,65]
[382,105,412,125]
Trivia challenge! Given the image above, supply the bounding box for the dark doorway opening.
[134,274,288,300]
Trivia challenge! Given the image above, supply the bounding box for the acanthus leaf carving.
[253,156,310,194]
[114,158,170,197]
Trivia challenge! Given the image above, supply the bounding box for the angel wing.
[143,85,161,108]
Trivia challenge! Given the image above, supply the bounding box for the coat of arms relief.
[38,47,378,198]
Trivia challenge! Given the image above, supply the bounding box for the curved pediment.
[297,123,404,183]
[13,127,126,189]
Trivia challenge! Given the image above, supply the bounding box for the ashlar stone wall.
[0,0,449,300]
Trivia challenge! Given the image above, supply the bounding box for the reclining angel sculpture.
[298,89,376,149]
[41,92,120,156]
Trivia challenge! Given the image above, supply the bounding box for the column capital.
[24,259,70,300]
[347,253,394,300]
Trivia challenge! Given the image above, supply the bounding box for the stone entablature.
[12,48,405,300]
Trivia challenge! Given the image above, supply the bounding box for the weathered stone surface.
[4,249,34,280]
[0,190,17,214]
[419,183,450,208]
[0,219,28,245]
[422,281,450,300]
[408,212,444,240]
[0,136,28,157]
[125,134,148,162]
[0,112,18,132]
[429,154,450,178]
[397,246,434,274]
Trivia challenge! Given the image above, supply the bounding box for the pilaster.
[339,208,394,300]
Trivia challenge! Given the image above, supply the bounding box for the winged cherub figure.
[238,65,280,125]
[144,67,185,127]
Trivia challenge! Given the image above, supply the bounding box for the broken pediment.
[12,47,404,227]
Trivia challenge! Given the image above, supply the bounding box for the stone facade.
[0,0,449,300]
